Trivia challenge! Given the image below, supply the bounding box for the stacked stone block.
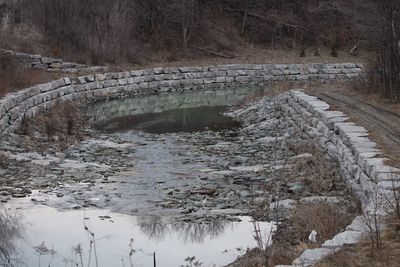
[279,90,400,266]
[1,49,107,73]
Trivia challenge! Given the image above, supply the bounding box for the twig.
[349,43,359,55]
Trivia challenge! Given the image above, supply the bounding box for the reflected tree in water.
[137,216,170,241]
[0,209,23,265]
[137,216,230,244]
[172,219,229,244]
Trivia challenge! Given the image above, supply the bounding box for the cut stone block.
[346,216,368,232]
[335,123,368,139]
[322,231,364,248]
[292,248,334,267]
[371,166,400,180]
[376,172,400,181]
[326,116,349,130]
[364,158,389,177]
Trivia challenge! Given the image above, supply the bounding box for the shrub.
[17,100,86,151]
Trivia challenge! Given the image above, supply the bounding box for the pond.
[87,87,268,134]
[98,106,241,134]
[1,86,275,267]
[2,202,274,267]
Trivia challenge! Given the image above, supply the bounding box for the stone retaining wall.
[0,62,363,138]
[1,49,107,73]
[278,90,400,267]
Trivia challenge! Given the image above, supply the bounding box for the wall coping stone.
[281,89,398,266]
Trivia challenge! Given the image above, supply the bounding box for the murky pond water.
[99,106,241,134]
[87,86,267,134]
[3,202,273,267]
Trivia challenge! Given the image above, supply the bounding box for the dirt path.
[315,91,400,166]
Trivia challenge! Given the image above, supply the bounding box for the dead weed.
[270,202,352,266]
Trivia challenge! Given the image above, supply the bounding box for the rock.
[229,165,264,172]
[299,196,342,204]
[0,197,9,203]
[289,153,313,160]
[101,179,116,184]
[12,193,26,198]
[180,208,196,214]
[292,248,334,266]
[239,190,251,198]
[287,182,304,193]
[209,208,244,215]
[270,199,296,210]
[255,136,284,144]
[322,231,363,248]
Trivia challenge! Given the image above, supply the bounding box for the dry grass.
[230,202,353,267]
[315,229,400,267]
[0,69,62,97]
[226,248,265,267]
[286,140,346,195]
[269,202,353,266]
[17,100,87,151]
[0,52,62,97]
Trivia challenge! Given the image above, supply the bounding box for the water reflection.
[172,220,228,244]
[137,216,170,241]
[0,209,23,265]
[86,87,267,133]
[2,205,273,267]
[137,216,229,244]
[98,106,241,134]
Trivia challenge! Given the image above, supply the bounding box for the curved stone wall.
[0,62,363,137]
